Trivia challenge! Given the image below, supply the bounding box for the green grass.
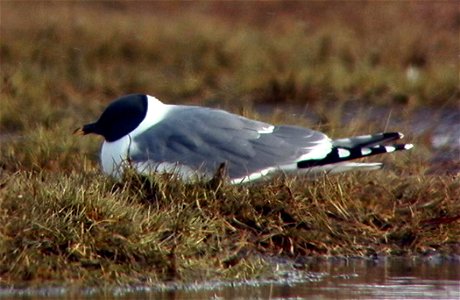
[1,161,459,286]
[0,1,459,287]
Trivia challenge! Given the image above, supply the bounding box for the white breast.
[101,137,205,181]
[101,136,132,178]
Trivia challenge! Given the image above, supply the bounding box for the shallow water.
[134,257,460,299]
[2,257,459,299]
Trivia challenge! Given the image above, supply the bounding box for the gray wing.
[131,106,330,179]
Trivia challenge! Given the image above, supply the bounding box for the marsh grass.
[1,136,459,286]
[1,1,459,287]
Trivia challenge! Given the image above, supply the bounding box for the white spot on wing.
[338,148,350,158]
[404,144,414,150]
[384,146,396,152]
[361,147,372,155]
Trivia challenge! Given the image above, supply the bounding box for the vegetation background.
[0,1,459,287]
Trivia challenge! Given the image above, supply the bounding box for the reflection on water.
[147,257,460,300]
[1,256,459,299]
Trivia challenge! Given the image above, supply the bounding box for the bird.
[74,93,413,184]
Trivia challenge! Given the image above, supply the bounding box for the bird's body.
[75,94,413,184]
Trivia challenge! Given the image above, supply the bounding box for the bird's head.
[74,94,148,142]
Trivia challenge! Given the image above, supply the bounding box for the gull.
[75,94,413,184]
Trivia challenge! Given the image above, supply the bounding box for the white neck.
[129,95,170,138]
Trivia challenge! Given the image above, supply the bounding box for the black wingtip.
[382,132,404,140]
[297,142,414,169]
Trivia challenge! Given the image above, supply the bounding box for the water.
[2,257,459,299]
[132,257,460,299]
